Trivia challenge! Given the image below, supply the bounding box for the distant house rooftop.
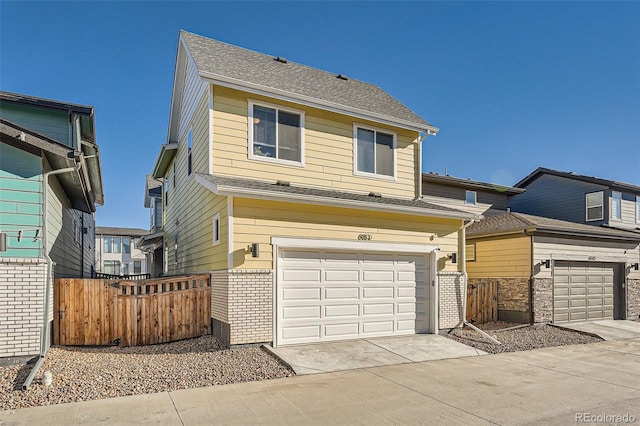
[422,173,525,195]
[516,167,640,194]
[95,227,149,237]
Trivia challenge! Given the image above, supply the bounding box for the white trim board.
[271,237,438,254]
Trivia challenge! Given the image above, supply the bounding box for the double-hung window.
[586,191,604,221]
[611,191,622,221]
[249,101,304,165]
[465,190,477,205]
[354,125,395,178]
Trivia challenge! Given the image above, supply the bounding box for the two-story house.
[464,167,640,324]
[94,226,148,277]
[149,31,478,347]
[0,91,103,360]
[137,175,164,277]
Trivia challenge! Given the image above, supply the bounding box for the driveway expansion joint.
[168,392,185,426]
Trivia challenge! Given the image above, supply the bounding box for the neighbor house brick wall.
[627,279,640,320]
[438,272,465,329]
[210,269,273,346]
[0,258,47,358]
[532,277,553,323]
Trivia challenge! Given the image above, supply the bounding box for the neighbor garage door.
[277,249,430,346]
[553,261,614,322]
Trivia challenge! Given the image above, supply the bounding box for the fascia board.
[199,72,436,135]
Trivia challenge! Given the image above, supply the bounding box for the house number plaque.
[358,233,372,240]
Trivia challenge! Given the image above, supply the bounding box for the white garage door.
[277,249,430,346]
[553,261,614,322]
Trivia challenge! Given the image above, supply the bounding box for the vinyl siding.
[509,175,608,225]
[421,182,509,216]
[532,235,640,279]
[164,89,228,274]
[611,191,639,230]
[0,142,43,257]
[178,54,208,140]
[1,103,71,147]
[232,197,461,271]
[211,85,418,199]
[466,234,532,278]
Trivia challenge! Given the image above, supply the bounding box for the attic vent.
[368,192,382,198]
[274,56,288,64]
[276,180,291,187]
[336,74,348,81]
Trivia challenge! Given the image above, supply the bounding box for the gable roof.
[195,173,477,220]
[95,227,149,237]
[421,173,525,195]
[515,167,640,194]
[468,212,640,241]
[178,30,434,133]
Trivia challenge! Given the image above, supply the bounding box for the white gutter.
[194,174,475,221]
[23,164,81,390]
[454,218,501,345]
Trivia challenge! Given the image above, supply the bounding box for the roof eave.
[195,175,475,221]
[152,143,178,178]
[198,71,437,134]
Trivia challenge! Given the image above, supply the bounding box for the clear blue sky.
[1,1,639,229]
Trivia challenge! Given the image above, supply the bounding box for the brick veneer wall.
[532,278,553,323]
[210,269,273,346]
[0,258,47,358]
[627,279,640,320]
[438,272,465,329]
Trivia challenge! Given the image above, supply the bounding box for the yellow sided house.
[150,31,478,347]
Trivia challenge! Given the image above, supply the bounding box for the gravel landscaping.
[444,321,602,354]
[0,336,293,411]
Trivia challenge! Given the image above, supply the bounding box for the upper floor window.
[637,195,640,223]
[133,260,142,274]
[585,191,603,221]
[465,190,477,205]
[611,191,622,221]
[164,177,169,206]
[123,237,131,254]
[187,129,193,176]
[104,236,121,253]
[213,213,220,246]
[354,125,395,178]
[249,101,304,166]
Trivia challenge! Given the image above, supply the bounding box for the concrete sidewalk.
[2,338,639,425]
[555,319,640,341]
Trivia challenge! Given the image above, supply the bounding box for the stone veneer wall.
[468,277,531,323]
[210,269,273,346]
[532,278,553,323]
[627,279,640,320]
[0,258,47,359]
[438,272,465,329]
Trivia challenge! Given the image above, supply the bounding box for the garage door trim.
[271,237,440,347]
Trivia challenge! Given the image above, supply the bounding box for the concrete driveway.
[2,338,639,425]
[555,319,640,341]
[265,334,486,374]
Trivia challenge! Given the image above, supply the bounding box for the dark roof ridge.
[516,167,640,193]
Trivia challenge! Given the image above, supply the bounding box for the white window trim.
[213,212,221,246]
[187,128,193,176]
[611,191,622,221]
[466,243,476,261]
[636,195,640,224]
[585,191,604,222]
[352,123,397,181]
[465,190,477,205]
[247,99,305,168]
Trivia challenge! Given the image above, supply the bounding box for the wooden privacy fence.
[54,275,210,347]
[466,281,498,323]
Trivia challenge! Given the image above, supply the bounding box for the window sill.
[353,170,396,182]
[248,153,304,168]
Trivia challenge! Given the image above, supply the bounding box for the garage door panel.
[282,325,321,340]
[362,253,395,263]
[324,323,359,337]
[282,306,321,320]
[324,269,360,282]
[397,302,417,313]
[282,288,321,301]
[363,287,394,299]
[283,269,321,282]
[363,270,394,282]
[570,287,586,296]
[325,305,359,318]
[362,303,394,316]
[362,321,394,334]
[324,287,359,300]
[282,250,322,262]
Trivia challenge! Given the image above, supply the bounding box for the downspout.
[525,229,534,324]
[23,163,81,390]
[453,218,501,345]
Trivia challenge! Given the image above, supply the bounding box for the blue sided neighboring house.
[0,91,104,362]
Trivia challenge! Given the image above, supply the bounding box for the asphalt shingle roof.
[468,212,640,240]
[181,31,431,129]
[96,227,149,237]
[197,173,473,218]
[516,167,640,193]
